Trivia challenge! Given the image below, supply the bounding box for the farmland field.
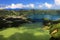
[0,23,50,40]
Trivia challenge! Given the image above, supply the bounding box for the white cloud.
[55,0,60,5]
[39,5,43,8]
[38,0,60,9]
[30,4,34,8]
[5,3,24,9]
[51,0,60,9]
[0,0,60,9]
[0,3,35,9]
[25,4,34,8]
[44,2,52,8]
[39,2,52,9]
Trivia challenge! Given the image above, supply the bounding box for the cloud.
[0,3,35,9]
[52,0,60,9]
[38,0,60,9]
[39,0,60,9]
[55,0,60,6]
[5,3,24,9]
[44,2,52,8]
[25,4,34,8]
[39,2,52,9]
[39,5,43,8]
[0,0,60,9]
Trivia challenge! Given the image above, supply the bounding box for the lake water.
[23,14,60,27]
[27,14,60,21]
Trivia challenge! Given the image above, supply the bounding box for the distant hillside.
[0,9,60,18]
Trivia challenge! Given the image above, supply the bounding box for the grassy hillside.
[0,23,50,40]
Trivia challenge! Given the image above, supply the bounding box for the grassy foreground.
[0,23,50,40]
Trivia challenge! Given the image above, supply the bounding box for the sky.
[0,0,60,9]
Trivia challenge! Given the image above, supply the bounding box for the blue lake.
[27,14,60,21]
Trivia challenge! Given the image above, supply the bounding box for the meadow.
[0,23,50,40]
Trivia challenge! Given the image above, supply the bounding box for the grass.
[0,23,50,40]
